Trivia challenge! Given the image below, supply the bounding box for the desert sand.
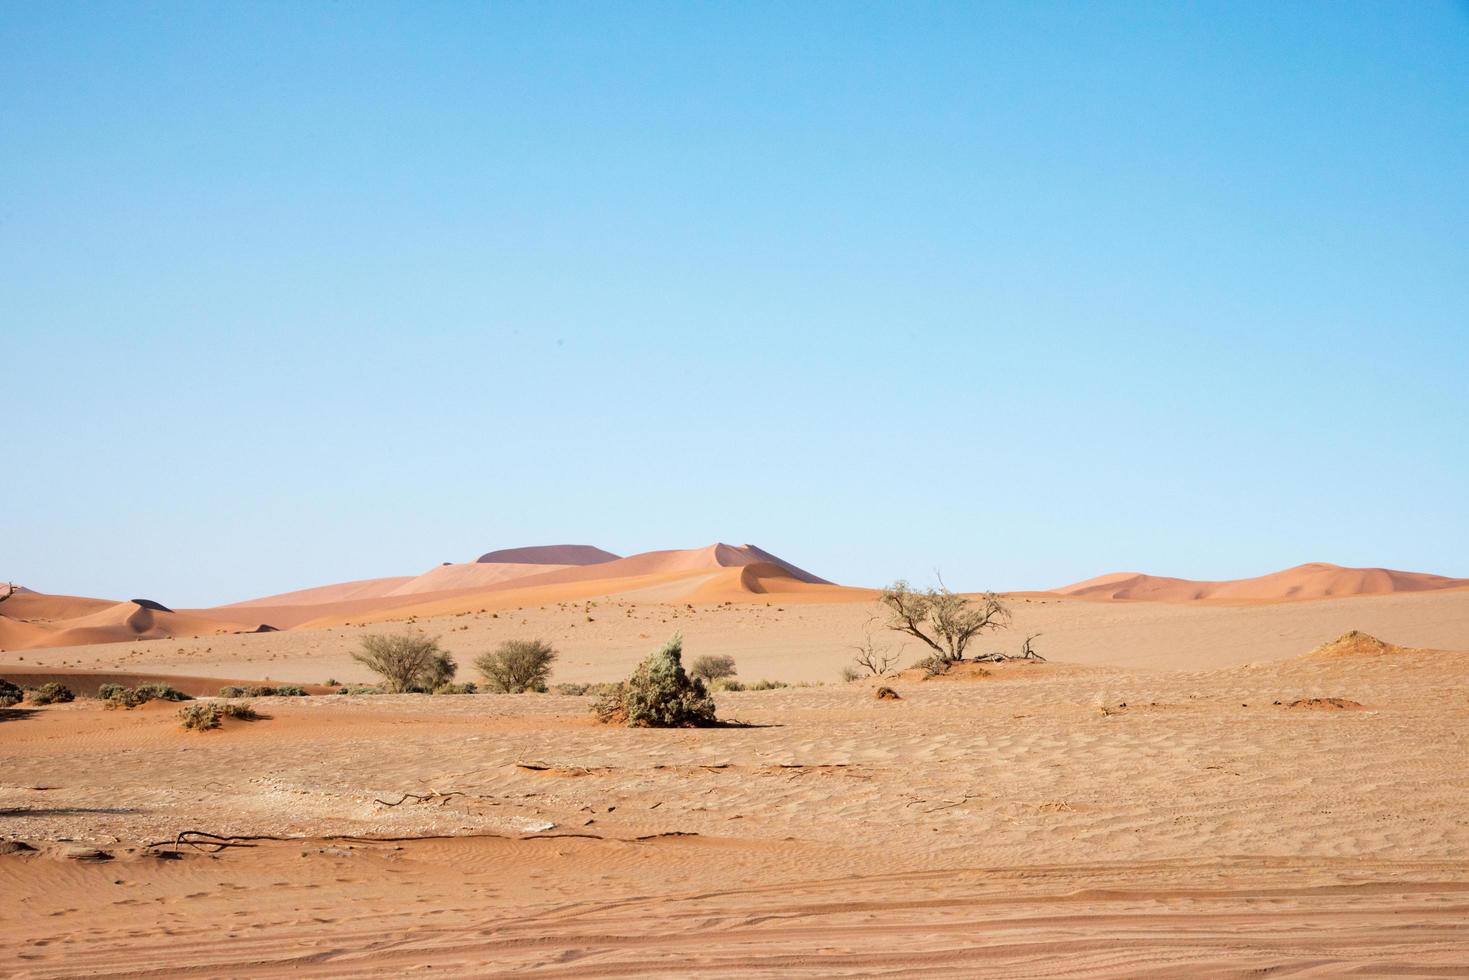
[3,550,1469,976]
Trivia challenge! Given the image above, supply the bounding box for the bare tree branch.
[878,579,1011,664]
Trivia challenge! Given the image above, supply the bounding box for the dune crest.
[1054,562,1469,603]
[475,544,620,565]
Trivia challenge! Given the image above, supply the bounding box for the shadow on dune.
[0,707,39,724]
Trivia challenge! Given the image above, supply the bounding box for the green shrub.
[272,684,307,697]
[26,683,74,705]
[352,632,456,693]
[476,639,556,693]
[711,678,745,692]
[689,654,737,683]
[219,686,247,698]
[335,685,384,696]
[748,679,789,691]
[592,634,716,728]
[0,679,22,708]
[221,702,261,720]
[97,682,126,700]
[433,681,478,695]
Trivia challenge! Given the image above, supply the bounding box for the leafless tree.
[0,583,16,605]
[850,634,899,676]
[879,579,1010,664]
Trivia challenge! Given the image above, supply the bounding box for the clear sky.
[4,1,1467,607]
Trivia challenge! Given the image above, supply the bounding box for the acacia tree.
[879,580,1010,664]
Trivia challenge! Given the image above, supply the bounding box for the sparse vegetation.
[433,681,478,695]
[352,632,456,693]
[335,685,385,695]
[219,685,306,698]
[0,679,21,708]
[178,703,220,730]
[850,634,899,677]
[179,701,262,731]
[839,665,861,683]
[689,654,737,683]
[592,634,717,728]
[875,686,901,700]
[26,682,74,705]
[475,639,556,693]
[880,580,1010,664]
[103,683,191,709]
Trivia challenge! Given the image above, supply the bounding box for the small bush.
[353,632,456,693]
[178,703,221,731]
[0,679,22,708]
[222,684,307,698]
[104,683,192,709]
[689,654,737,683]
[179,701,261,730]
[748,679,788,691]
[135,683,190,702]
[875,686,901,700]
[335,685,384,695]
[916,656,950,678]
[592,634,716,728]
[839,665,861,683]
[551,682,591,696]
[476,639,556,693]
[433,681,478,695]
[711,678,745,692]
[26,683,74,705]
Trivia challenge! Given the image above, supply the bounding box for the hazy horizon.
[5,2,1467,606]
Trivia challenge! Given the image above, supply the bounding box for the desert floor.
[3,594,1469,976]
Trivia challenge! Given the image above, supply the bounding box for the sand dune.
[216,576,416,609]
[0,599,264,652]
[1054,561,1469,602]
[476,544,620,565]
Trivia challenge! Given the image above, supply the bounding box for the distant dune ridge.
[475,544,620,565]
[0,542,843,650]
[5,551,1466,652]
[1052,562,1469,602]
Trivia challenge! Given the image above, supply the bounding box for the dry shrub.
[104,683,191,709]
[179,701,261,731]
[353,632,456,693]
[875,686,901,700]
[26,683,74,705]
[0,679,22,708]
[592,634,716,728]
[689,654,737,683]
[476,639,556,693]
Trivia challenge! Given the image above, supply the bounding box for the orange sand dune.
[216,576,416,609]
[297,561,866,628]
[381,561,579,596]
[1,600,265,651]
[0,590,120,621]
[1054,561,1469,602]
[475,543,620,565]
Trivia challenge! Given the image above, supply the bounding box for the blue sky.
[3,1,1467,606]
